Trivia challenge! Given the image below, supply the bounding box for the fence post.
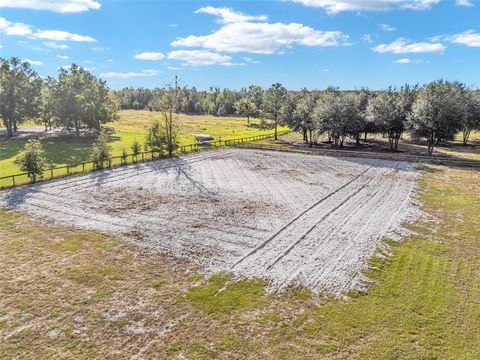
[67,166,70,176]
[82,163,85,173]
[50,168,54,179]
[12,175,15,187]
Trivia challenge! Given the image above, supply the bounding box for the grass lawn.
[0,161,479,358]
[0,110,287,180]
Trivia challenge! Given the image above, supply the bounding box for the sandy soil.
[0,149,421,294]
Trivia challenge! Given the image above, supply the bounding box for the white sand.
[0,149,421,294]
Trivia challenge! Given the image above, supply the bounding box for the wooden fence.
[0,130,290,189]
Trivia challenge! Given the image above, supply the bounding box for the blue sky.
[0,0,479,90]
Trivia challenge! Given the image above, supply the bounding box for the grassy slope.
[0,110,286,178]
[0,164,479,358]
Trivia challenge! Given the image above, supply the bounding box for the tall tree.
[313,88,358,148]
[461,90,480,145]
[366,87,409,151]
[39,77,57,131]
[157,76,181,156]
[234,98,258,123]
[0,57,42,137]
[409,80,466,155]
[263,83,287,140]
[55,64,118,135]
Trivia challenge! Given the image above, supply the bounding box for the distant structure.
[193,134,214,144]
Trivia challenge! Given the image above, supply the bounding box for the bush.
[17,139,46,182]
[131,138,141,160]
[121,147,128,164]
[144,119,165,152]
[90,133,111,169]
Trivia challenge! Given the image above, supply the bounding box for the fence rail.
[0,130,290,189]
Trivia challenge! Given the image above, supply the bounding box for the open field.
[0,110,287,178]
[1,149,420,294]
[0,161,478,358]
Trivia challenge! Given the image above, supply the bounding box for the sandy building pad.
[0,149,421,294]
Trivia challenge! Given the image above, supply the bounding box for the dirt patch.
[0,149,421,294]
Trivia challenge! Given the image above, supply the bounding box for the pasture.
[0,110,286,178]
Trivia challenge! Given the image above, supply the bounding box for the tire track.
[230,165,374,270]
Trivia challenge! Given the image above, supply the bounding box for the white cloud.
[195,6,267,24]
[379,23,396,32]
[456,0,473,6]
[32,29,95,42]
[394,58,425,64]
[168,50,235,66]
[56,55,69,59]
[167,66,183,70]
[43,41,69,49]
[100,69,161,79]
[134,52,165,61]
[107,59,115,62]
[290,0,440,14]
[23,58,43,66]
[0,0,101,13]
[0,17,96,42]
[172,22,348,54]
[362,34,373,43]
[439,30,480,47]
[373,38,445,53]
[243,57,260,64]
[0,18,32,36]
[171,7,348,54]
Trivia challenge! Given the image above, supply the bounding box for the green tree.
[90,133,111,169]
[0,57,42,137]
[55,64,118,136]
[263,83,287,140]
[461,91,480,145]
[313,88,358,148]
[131,138,142,159]
[121,147,128,164]
[366,86,416,151]
[39,77,57,131]
[234,98,258,123]
[17,139,46,182]
[144,118,165,153]
[409,80,466,155]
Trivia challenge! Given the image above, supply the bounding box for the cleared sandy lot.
[0,149,421,294]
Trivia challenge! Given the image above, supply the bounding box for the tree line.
[117,81,480,155]
[2,58,480,157]
[1,57,118,137]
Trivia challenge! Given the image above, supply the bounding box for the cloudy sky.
[0,0,479,89]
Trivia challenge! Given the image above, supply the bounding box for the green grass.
[0,110,287,183]
[183,272,267,316]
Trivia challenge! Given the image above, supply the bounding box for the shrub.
[90,133,111,169]
[144,119,165,153]
[17,139,46,182]
[131,138,141,160]
[121,147,128,164]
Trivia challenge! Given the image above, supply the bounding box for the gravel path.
[0,148,421,294]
